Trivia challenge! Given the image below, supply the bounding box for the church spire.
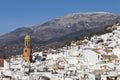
[24,35,31,48]
[23,35,32,62]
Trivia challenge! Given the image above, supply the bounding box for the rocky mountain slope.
[0,12,120,58]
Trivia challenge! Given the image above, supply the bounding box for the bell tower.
[23,35,32,62]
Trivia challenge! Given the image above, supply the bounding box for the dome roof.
[25,35,31,39]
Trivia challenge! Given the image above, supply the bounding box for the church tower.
[22,35,32,62]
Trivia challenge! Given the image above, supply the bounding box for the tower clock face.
[23,48,31,57]
[24,49,28,56]
[25,49,27,53]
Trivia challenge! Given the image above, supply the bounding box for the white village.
[1,23,120,80]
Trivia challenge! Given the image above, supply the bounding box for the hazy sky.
[0,0,120,35]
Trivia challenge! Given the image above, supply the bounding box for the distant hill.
[0,12,120,58]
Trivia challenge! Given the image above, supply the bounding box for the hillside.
[0,12,120,58]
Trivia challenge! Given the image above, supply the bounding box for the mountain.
[0,12,120,58]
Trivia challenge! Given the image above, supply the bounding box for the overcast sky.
[0,0,120,35]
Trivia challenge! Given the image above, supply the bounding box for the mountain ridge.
[0,12,120,57]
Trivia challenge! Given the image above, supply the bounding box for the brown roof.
[0,59,4,67]
[104,49,112,52]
